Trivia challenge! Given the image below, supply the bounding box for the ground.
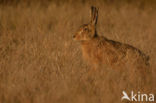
[0,0,156,103]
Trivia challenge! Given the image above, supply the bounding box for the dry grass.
[0,1,156,103]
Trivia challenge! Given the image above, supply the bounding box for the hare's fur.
[73,6,149,69]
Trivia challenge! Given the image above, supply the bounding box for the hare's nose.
[73,35,76,38]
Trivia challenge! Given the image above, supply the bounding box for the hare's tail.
[137,49,150,66]
[145,55,150,66]
[141,53,150,66]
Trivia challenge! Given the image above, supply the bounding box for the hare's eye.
[84,28,89,31]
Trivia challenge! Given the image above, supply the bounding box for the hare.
[73,6,149,70]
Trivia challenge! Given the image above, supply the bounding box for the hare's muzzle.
[73,34,77,41]
[73,31,82,41]
[73,35,76,38]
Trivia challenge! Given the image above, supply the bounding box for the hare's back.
[97,37,149,66]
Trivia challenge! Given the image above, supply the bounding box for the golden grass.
[0,1,156,103]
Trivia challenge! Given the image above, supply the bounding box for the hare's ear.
[90,6,98,26]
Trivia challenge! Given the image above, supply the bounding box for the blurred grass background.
[0,0,156,103]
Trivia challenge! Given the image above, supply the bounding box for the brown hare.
[73,6,149,70]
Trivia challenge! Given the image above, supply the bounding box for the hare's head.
[73,6,98,41]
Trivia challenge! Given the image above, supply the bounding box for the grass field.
[0,0,156,103]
